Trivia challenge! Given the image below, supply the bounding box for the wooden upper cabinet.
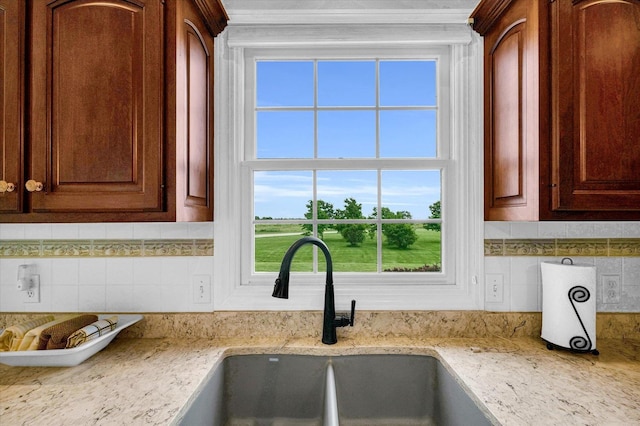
[476,0,547,221]
[29,0,163,216]
[472,0,640,220]
[0,0,24,214]
[0,0,227,222]
[551,0,640,215]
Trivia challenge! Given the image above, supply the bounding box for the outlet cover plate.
[24,275,41,303]
[602,274,621,304]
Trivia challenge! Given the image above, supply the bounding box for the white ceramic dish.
[0,314,143,367]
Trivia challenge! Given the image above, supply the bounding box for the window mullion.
[377,170,383,272]
[375,60,382,272]
[313,59,319,159]
[244,159,450,171]
[313,60,319,272]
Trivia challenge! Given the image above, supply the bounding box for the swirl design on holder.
[569,336,590,350]
[569,286,590,303]
[568,285,593,351]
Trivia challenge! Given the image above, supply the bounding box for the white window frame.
[214,23,484,311]
[245,48,452,281]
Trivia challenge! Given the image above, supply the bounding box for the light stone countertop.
[1,336,639,425]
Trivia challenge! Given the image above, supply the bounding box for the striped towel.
[17,315,77,351]
[66,316,118,348]
[0,315,55,352]
[37,315,98,350]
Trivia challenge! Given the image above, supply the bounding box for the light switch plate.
[485,273,504,303]
[193,275,211,304]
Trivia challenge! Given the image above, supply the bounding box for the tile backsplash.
[484,222,640,313]
[0,223,214,313]
[1,221,639,313]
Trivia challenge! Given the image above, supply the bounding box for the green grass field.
[254,226,441,272]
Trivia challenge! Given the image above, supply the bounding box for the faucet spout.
[272,236,355,345]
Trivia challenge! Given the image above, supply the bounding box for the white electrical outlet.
[485,274,504,303]
[193,275,211,304]
[602,274,621,304]
[24,275,41,303]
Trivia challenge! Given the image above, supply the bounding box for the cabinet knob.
[25,180,44,192]
[0,180,16,193]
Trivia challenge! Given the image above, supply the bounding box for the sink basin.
[332,354,491,425]
[175,354,492,425]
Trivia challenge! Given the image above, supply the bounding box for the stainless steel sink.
[175,354,492,426]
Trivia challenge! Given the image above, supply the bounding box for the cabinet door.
[0,0,23,213]
[551,0,640,213]
[29,0,164,213]
[482,0,548,220]
[174,0,216,221]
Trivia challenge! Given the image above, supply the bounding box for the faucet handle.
[334,299,356,328]
[349,299,356,326]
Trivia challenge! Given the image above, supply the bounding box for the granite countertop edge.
[1,336,639,425]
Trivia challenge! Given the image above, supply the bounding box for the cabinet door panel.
[175,0,215,221]
[0,0,23,213]
[29,0,163,213]
[186,27,210,203]
[481,0,543,221]
[490,25,525,204]
[553,0,640,211]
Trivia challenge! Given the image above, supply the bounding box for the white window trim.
[214,23,485,311]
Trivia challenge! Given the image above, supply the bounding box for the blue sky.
[254,60,440,220]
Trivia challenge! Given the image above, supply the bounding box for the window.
[215,24,483,310]
[248,55,450,282]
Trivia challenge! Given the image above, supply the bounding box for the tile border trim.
[1,238,638,258]
[0,239,214,257]
[485,238,640,257]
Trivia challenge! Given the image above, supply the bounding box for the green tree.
[423,201,441,232]
[367,209,378,239]
[380,208,418,249]
[335,198,367,246]
[301,200,335,239]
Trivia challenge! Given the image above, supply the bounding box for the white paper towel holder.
[541,257,599,356]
